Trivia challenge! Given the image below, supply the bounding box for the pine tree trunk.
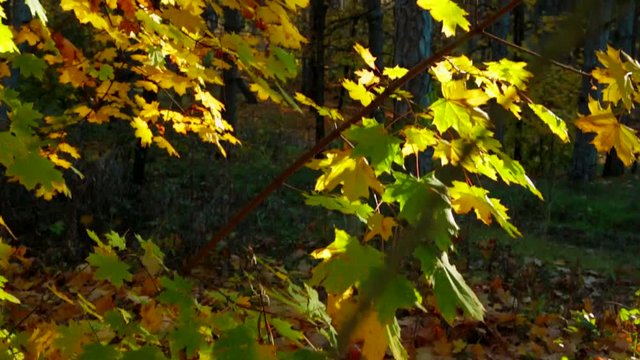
[570,0,613,182]
[602,0,636,177]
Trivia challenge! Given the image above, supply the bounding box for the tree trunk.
[394,0,433,176]
[301,0,327,143]
[394,0,433,112]
[602,0,636,177]
[512,3,525,161]
[570,0,612,182]
[489,0,511,143]
[222,9,243,130]
[367,0,385,123]
[367,0,384,70]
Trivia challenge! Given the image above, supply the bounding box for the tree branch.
[183,0,524,274]
[482,30,592,77]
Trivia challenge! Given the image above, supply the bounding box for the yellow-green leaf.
[308,150,384,201]
[417,0,470,37]
[592,45,635,109]
[528,103,569,143]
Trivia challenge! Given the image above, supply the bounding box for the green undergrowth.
[464,175,640,275]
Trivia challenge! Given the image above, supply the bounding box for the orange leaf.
[118,0,136,18]
[51,32,81,63]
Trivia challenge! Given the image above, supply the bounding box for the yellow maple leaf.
[327,291,389,360]
[154,136,179,157]
[309,150,383,201]
[354,43,377,69]
[592,45,634,109]
[383,65,408,80]
[417,0,470,37]
[574,99,640,166]
[58,66,92,87]
[343,79,375,106]
[355,69,378,86]
[449,181,520,236]
[163,7,205,33]
[57,143,80,159]
[131,117,153,147]
[364,213,397,241]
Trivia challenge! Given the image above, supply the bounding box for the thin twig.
[482,30,591,77]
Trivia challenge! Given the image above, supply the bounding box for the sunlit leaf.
[308,150,384,202]
[417,0,470,37]
[449,181,520,237]
[354,43,377,69]
[592,45,635,109]
[304,194,373,221]
[343,79,375,106]
[344,118,403,174]
[575,99,640,166]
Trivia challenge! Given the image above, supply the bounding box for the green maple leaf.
[0,132,24,166]
[79,343,119,360]
[97,64,114,81]
[383,172,458,249]
[484,59,532,90]
[400,125,437,157]
[430,99,472,134]
[433,252,484,323]
[360,268,421,323]
[55,321,90,358]
[417,0,470,37]
[430,81,489,135]
[87,252,132,287]
[267,47,297,81]
[304,194,373,221]
[278,349,329,360]
[12,54,46,80]
[214,324,276,360]
[344,118,402,174]
[309,229,383,294]
[10,102,42,137]
[122,346,168,360]
[105,309,136,338]
[6,152,64,192]
[158,275,193,310]
[528,103,569,143]
[270,318,305,347]
[170,322,203,358]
